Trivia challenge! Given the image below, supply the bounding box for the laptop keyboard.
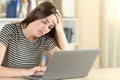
[23,75,43,80]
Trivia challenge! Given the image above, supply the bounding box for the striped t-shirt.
[0,23,57,68]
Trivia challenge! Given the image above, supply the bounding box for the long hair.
[20,2,58,38]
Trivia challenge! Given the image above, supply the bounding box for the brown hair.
[21,2,57,27]
[21,2,58,38]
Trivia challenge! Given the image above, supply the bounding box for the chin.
[38,34,44,37]
[37,35,41,37]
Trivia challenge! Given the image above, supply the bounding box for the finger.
[54,12,62,24]
[33,67,41,72]
[56,9,61,17]
[41,66,47,72]
[33,66,46,72]
[54,13,59,23]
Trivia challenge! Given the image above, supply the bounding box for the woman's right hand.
[23,66,46,76]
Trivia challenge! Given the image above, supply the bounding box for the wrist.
[21,69,30,77]
[55,26,64,33]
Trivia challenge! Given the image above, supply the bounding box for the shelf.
[0,18,23,21]
[0,18,23,31]
[62,18,78,45]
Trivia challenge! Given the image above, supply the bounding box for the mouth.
[39,30,44,35]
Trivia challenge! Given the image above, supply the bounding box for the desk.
[0,68,120,80]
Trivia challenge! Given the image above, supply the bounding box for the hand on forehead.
[46,10,61,25]
[53,10,61,23]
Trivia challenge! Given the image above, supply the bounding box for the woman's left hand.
[52,10,69,50]
[53,10,63,31]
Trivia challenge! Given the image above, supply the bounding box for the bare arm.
[0,43,45,77]
[48,10,69,55]
[54,10,69,50]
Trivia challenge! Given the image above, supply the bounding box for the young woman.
[0,2,68,77]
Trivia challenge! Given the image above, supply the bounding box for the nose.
[42,26,49,34]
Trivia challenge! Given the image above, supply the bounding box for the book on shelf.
[64,27,73,43]
[6,0,20,18]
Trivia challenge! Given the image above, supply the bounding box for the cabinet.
[62,18,78,49]
[62,18,78,44]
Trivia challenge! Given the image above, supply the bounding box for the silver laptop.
[23,49,99,80]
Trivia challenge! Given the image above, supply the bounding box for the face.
[31,14,57,37]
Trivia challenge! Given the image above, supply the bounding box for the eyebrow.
[46,18,50,23]
[45,18,55,26]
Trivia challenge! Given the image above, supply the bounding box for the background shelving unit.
[0,0,78,50]
[62,18,78,49]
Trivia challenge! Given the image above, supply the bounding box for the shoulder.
[2,23,16,30]
[1,23,20,33]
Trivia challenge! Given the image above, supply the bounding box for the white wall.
[76,0,100,68]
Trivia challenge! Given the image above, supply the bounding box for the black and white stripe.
[0,23,57,68]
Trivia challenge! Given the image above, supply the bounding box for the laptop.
[23,49,99,80]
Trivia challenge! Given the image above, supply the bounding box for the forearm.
[0,66,28,77]
[54,10,69,50]
[55,27,69,50]
[0,65,45,78]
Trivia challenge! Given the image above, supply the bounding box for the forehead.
[46,14,57,21]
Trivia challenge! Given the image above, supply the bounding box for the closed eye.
[49,25,54,29]
[42,20,47,24]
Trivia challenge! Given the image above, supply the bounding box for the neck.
[21,24,38,42]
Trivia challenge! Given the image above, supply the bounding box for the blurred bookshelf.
[62,18,78,46]
[0,0,75,18]
[0,0,78,50]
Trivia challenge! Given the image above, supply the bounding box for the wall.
[76,0,100,68]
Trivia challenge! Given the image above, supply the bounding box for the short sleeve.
[0,24,14,47]
[44,34,58,51]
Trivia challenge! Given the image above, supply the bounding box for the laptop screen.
[23,49,99,80]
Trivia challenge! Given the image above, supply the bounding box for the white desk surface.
[0,68,120,80]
